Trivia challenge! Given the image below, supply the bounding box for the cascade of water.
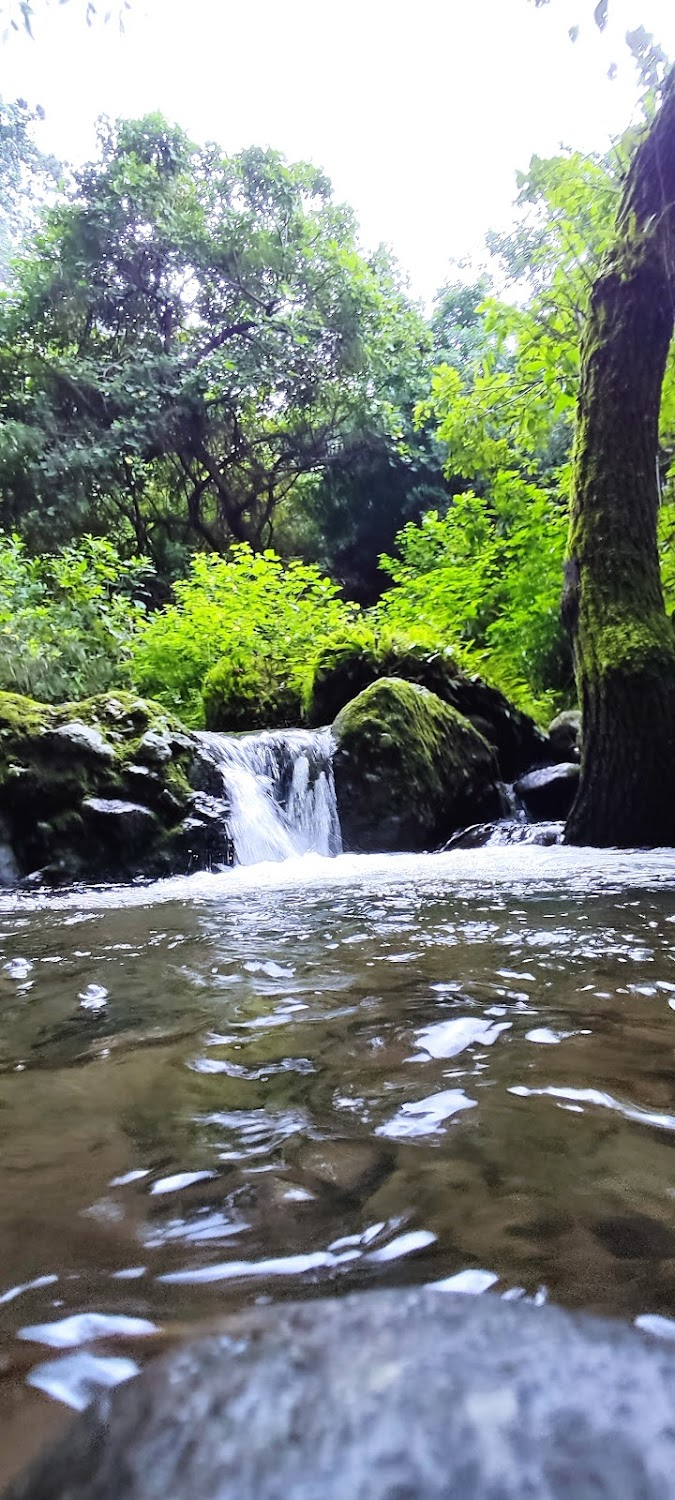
[199,728,342,866]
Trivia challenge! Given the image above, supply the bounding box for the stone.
[444,819,564,849]
[47,721,116,761]
[290,1139,393,1196]
[308,638,548,778]
[548,709,581,762]
[8,1286,675,1500]
[81,798,159,847]
[333,677,500,852]
[135,730,173,766]
[515,762,580,821]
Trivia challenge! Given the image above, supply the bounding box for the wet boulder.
[444,819,564,849]
[548,708,581,762]
[332,677,500,852]
[7,1285,675,1500]
[308,636,548,778]
[0,691,232,885]
[515,761,580,821]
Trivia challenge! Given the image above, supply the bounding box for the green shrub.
[131,544,360,728]
[202,655,303,732]
[0,534,150,703]
[373,478,573,723]
[305,623,461,726]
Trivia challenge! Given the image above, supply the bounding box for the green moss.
[0,691,51,741]
[202,657,303,733]
[333,677,499,853]
[305,630,461,728]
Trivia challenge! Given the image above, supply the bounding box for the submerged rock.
[515,762,580,821]
[0,691,232,886]
[308,638,548,778]
[7,1285,675,1500]
[333,677,500,852]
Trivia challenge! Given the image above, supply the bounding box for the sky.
[1,0,675,303]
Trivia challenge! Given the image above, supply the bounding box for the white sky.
[1,0,675,303]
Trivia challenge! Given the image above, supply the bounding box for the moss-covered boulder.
[0,691,233,886]
[332,678,500,852]
[307,636,548,779]
[202,658,303,733]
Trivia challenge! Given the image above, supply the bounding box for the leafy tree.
[0,96,60,281]
[0,115,426,563]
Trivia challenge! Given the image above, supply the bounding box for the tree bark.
[565,68,675,847]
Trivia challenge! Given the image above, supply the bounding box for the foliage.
[396,140,675,719]
[0,115,428,565]
[0,96,61,281]
[0,533,149,701]
[131,544,360,726]
[376,477,571,722]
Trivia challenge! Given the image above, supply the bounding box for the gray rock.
[548,709,581,762]
[136,730,173,766]
[81,798,159,852]
[48,721,115,761]
[8,1286,675,1500]
[515,762,580,821]
[189,747,227,797]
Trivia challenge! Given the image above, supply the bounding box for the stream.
[2,730,675,1482]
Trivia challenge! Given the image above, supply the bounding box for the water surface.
[2,845,675,1480]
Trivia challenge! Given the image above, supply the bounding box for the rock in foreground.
[6,1286,675,1500]
[333,677,500,852]
[0,691,232,885]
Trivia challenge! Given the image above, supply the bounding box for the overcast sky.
[2,0,675,302]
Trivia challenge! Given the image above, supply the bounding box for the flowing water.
[2,733,675,1481]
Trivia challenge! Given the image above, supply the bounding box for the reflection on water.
[2,845,675,1477]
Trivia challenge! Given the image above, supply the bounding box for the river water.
[3,808,675,1477]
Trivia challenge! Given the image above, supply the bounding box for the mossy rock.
[332,677,500,852]
[307,638,548,779]
[0,690,233,886]
[202,659,303,733]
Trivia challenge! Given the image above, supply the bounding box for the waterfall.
[199,728,342,866]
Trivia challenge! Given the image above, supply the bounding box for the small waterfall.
[200,728,342,866]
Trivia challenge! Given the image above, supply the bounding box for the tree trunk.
[565,69,675,847]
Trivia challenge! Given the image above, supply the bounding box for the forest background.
[1,7,674,732]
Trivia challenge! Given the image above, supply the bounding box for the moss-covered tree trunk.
[565,69,675,846]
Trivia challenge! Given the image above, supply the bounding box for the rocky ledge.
[0,691,233,886]
[5,1285,675,1499]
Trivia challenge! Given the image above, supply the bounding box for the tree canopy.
[0,115,428,566]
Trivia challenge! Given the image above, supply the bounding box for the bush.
[374,478,573,723]
[131,544,360,728]
[202,655,304,733]
[305,623,462,726]
[0,534,150,703]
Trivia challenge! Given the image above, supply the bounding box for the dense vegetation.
[1,94,673,730]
